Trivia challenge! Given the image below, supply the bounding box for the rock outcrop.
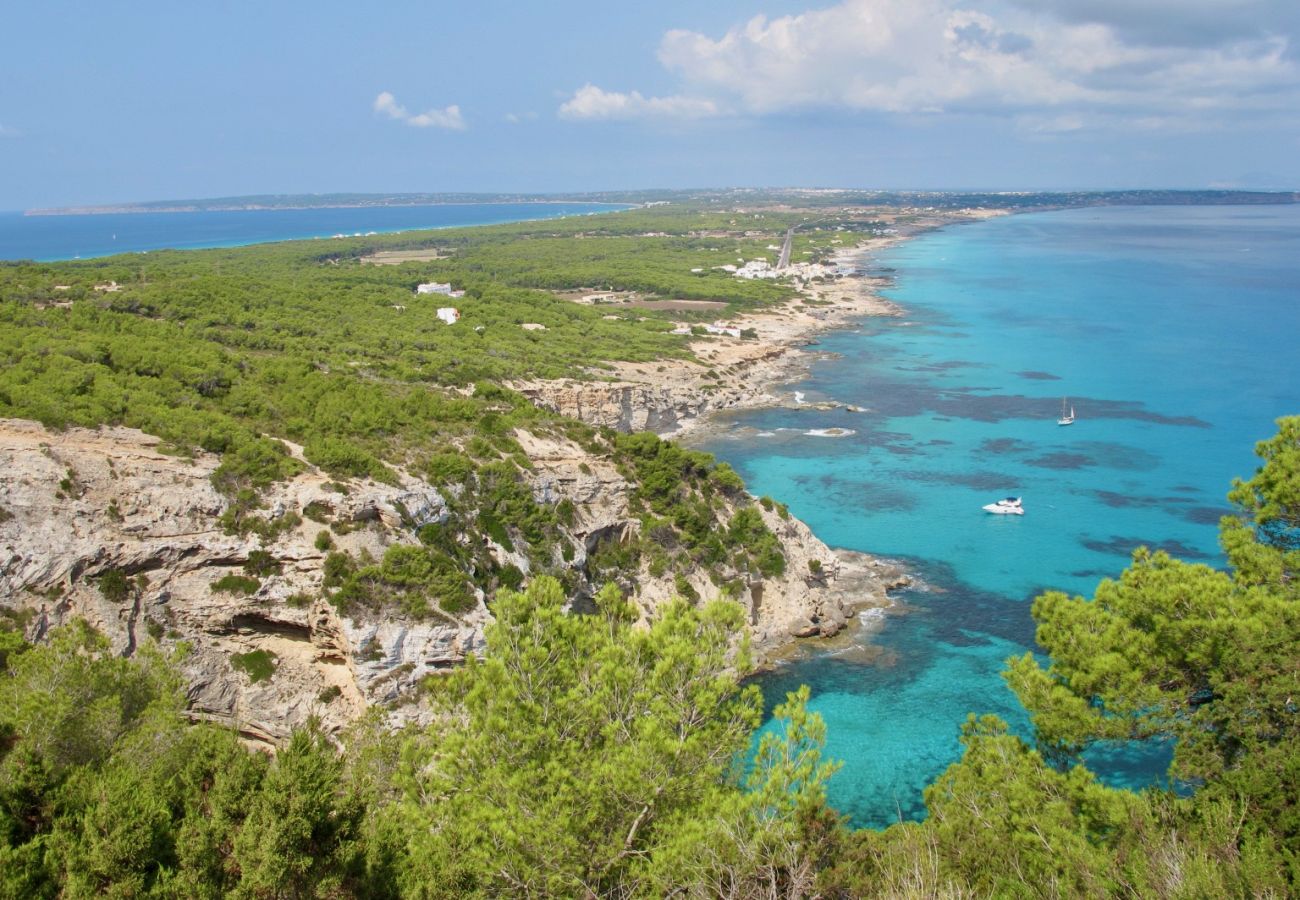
[511,379,746,435]
[1,417,902,747]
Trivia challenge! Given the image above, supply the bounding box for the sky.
[2,0,1299,209]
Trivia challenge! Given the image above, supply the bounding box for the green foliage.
[496,562,524,591]
[303,499,333,522]
[728,507,786,578]
[1221,415,1300,594]
[96,569,132,603]
[231,727,365,897]
[304,436,394,484]
[321,546,476,620]
[422,450,473,486]
[314,529,334,551]
[230,649,277,682]
[243,549,281,577]
[211,573,261,596]
[210,436,301,496]
[607,430,785,586]
[392,576,835,895]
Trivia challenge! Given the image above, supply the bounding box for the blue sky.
[2,0,1298,209]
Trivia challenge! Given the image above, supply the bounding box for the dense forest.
[2,203,1298,895]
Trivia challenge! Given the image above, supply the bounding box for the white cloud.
[373,91,466,130]
[558,84,720,121]
[505,111,539,124]
[560,0,1300,131]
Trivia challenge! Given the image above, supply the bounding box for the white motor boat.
[983,497,1024,515]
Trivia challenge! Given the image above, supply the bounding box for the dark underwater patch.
[1069,569,1121,581]
[978,437,1034,456]
[1016,370,1061,381]
[1182,506,1233,525]
[897,360,985,373]
[1091,490,1194,509]
[1026,452,1094,470]
[1080,536,1213,560]
[1071,442,1161,471]
[849,375,1212,429]
[806,473,919,513]
[900,469,1021,491]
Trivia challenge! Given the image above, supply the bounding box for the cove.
[692,204,1300,828]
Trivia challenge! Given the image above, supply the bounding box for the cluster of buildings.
[415,281,466,326]
[712,259,783,280]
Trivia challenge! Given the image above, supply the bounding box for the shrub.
[230,649,277,683]
[424,451,474,485]
[212,574,261,596]
[555,498,576,527]
[674,574,700,603]
[497,563,525,591]
[303,500,334,523]
[97,570,131,603]
[314,530,334,551]
[304,437,393,483]
[243,550,281,577]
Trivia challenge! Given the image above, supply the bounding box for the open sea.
[0,202,628,262]
[693,204,1300,828]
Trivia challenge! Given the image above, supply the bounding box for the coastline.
[516,208,1007,440]
[517,207,1009,662]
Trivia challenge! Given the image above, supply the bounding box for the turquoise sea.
[0,202,628,262]
[693,205,1300,828]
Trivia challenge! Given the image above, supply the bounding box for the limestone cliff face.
[512,378,768,436]
[1,418,901,746]
[0,419,488,745]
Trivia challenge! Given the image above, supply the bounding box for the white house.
[520,323,547,331]
[735,260,779,280]
[704,321,743,338]
[417,281,454,296]
[436,307,460,325]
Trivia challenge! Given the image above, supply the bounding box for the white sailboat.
[1057,397,1075,426]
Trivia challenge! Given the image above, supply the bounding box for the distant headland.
[24,187,1299,216]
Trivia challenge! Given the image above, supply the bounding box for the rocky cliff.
[1,418,901,747]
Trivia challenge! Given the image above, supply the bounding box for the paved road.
[777,226,794,270]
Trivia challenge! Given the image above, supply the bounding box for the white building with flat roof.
[436,307,460,325]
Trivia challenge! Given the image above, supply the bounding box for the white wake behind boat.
[983,497,1025,515]
[1057,397,1076,426]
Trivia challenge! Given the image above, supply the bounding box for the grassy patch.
[230,649,277,683]
[211,574,261,595]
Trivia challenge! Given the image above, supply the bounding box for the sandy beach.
[570,208,1009,439]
